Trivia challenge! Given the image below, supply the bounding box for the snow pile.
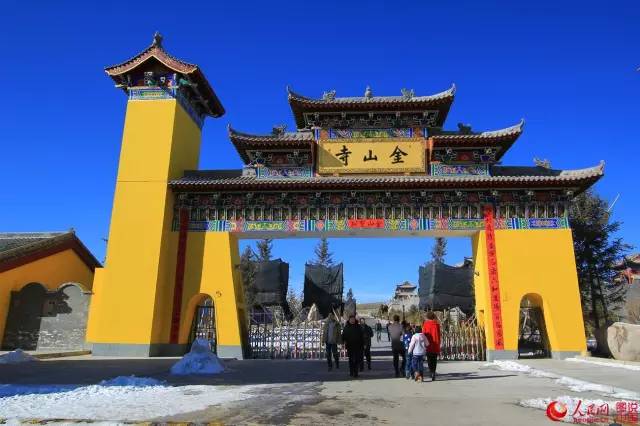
[485,360,555,378]
[99,376,165,387]
[170,339,224,376]
[0,349,38,364]
[485,360,640,399]
[566,357,640,371]
[0,383,254,421]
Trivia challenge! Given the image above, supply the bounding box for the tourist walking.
[322,312,342,371]
[385,322,390,341]
[402,323,413,379]
[375,321,382,342]
[408,325,429,382]
[359,318,373,371]
[342,314,364,378]
[422,311,442,381]
[388,315,405,377]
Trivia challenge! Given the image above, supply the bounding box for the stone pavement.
[1,337,638,425]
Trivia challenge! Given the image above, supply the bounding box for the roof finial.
[364,85,373,99]
[152,31,163,47]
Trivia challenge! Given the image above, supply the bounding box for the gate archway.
[88,36,600,359]
[518,294,550,359]
[188,294,216,353]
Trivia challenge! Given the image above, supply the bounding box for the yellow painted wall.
[86,99,202,346]
[473,228,587,354]
[471,233,489,334]
[177,232,246,349]
[0,249,94,343]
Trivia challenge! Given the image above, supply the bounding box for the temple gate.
[86,35,603,360]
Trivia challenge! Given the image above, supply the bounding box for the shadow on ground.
[0,358,514,388]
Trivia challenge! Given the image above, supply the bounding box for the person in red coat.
[421,311,441,381]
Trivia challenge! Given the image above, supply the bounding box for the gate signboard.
[317,140,425,174]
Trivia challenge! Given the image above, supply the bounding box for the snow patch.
[566,357,640,372]
[0,349,38,364]
[485,360,640,399]
[170,338,224,376]
[0,383,255,421]
[98,376,165,387]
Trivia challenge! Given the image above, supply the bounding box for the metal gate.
[518,306,549,358]
[189,302,217,353]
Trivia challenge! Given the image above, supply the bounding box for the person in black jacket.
[359,318,374,371]
[341,314,364,378]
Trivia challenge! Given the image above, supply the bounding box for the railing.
[439,322,486,361]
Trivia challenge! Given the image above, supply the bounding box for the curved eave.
[227,125,314,163]
[432,119,524,144]
[105,45,224,117]
[169,163,603,192]
[287,85,455,129]
[432,119,525,159]
[105,45,198,76]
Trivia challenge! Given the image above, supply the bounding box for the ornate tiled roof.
[169,162,604,191]
[227,125,314,163]
[287,85,455,129]
[104,32,224,117]
[0,232,68,253]
[0,230,101,273]
[228,125,314,145]
[432,119,525,141]
[287,84,456,106]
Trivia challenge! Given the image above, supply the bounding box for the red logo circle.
[546,401,568,422]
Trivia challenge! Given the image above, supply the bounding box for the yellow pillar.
[178,232,247,358]
[473,228,587,360]
[86,98,202,356]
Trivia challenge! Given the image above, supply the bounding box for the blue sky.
[1,1,638,302]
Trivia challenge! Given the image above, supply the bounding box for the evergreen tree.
[570,189,631,332]
[312,237,334,266]
[286,287,302,319]
[255,238,273,261]
[430,237,447,262]
[239,246,257,310]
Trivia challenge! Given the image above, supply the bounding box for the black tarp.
[252,259,290,311]
[418,260,474,313]
[303,263,344,318]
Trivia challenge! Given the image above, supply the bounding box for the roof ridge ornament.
[401,88,415,99]
[533,157,552,169]
[364,85,373,99]
[152,31,163,47]
[322,90,336,101]
[457,122,473,134]
[272,124,287,136]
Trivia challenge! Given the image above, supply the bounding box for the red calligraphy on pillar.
[170,208,189,344]
[483,204,504,350]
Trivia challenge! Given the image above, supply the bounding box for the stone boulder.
[607,322,640,362]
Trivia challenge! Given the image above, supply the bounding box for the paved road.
[1,341,639,425]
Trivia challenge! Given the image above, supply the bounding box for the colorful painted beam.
[177,217,569,232]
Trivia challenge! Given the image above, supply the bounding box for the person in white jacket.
[407,327,430,382]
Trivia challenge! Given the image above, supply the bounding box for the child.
[402,323,413,379]
[408,325,429,382]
